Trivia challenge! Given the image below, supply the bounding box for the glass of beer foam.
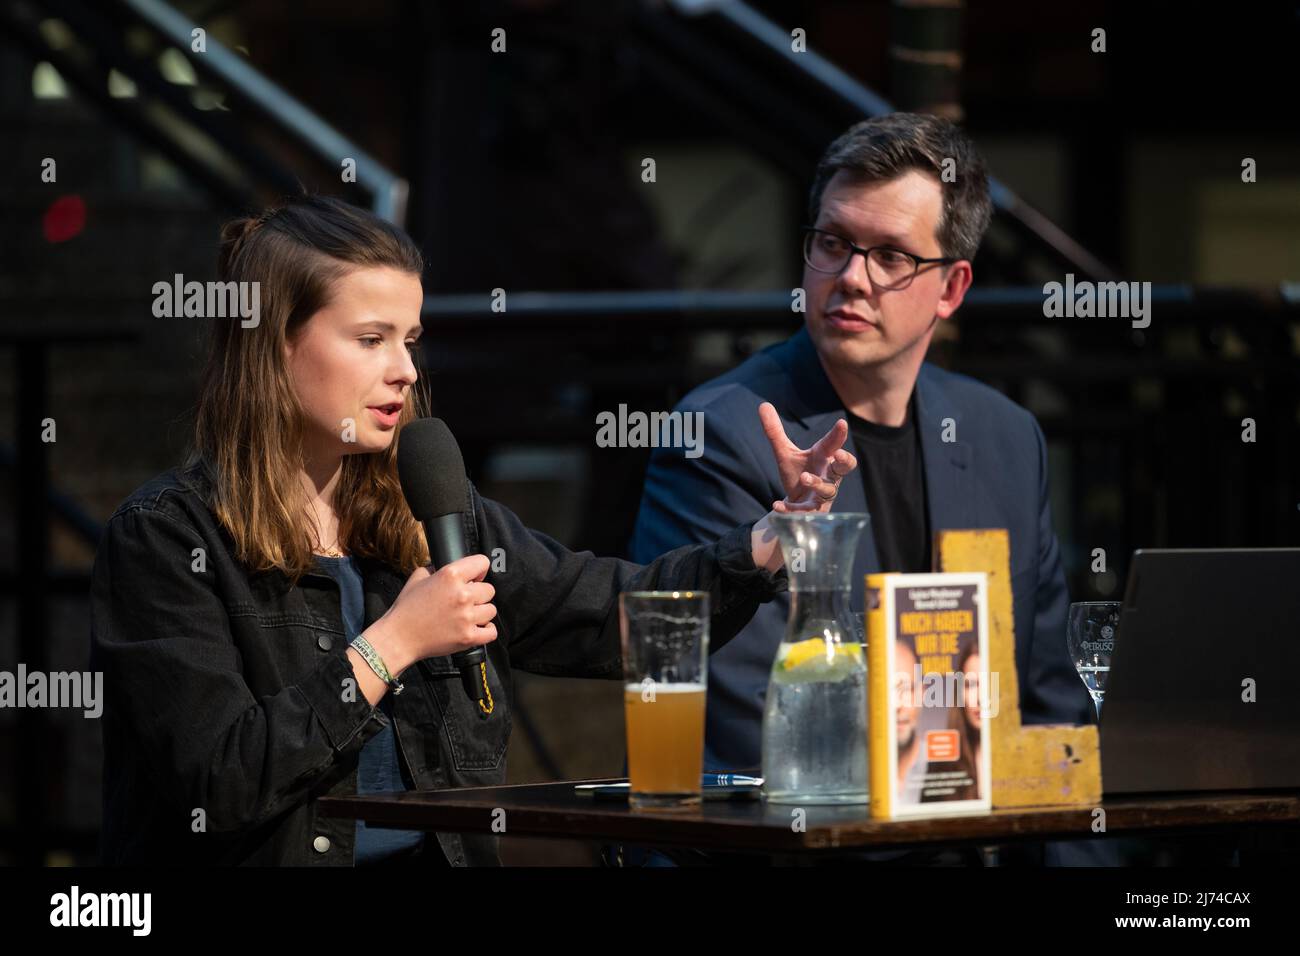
[619,591,710,810]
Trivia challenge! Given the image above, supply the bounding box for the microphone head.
[396,417,469,521]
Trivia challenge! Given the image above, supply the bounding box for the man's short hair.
[807,113,993,262]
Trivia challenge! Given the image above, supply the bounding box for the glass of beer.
[620,591,709,810]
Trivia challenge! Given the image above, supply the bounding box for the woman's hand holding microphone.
[348,553,498,706]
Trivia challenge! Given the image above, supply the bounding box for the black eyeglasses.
[802,227,958,290]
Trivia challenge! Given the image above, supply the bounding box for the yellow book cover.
[866,572,992,820]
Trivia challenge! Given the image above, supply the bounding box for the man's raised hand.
[757,401,858,514]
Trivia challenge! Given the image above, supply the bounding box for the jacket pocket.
[252,612,333,687]
[417,656,511,772]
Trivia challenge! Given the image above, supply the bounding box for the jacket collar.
[178,457,410,603]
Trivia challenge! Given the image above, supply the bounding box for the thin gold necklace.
[314,538,347,558]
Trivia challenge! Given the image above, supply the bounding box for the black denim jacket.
[89,461,787,866]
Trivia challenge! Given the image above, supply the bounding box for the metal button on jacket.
[313,835,330,853]
[317,634,333,651]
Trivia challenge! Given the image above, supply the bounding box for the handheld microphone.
[396,416,490,704]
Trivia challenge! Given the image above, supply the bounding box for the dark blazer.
[90,460,786,865]
[630,326,1093,773]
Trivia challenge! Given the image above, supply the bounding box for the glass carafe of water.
[761,511,870,805]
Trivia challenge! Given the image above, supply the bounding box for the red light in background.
[43,195,86,243]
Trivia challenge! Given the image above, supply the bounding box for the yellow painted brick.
[936,529,1103,809]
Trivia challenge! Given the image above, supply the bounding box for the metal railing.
[120,0,407,223]
[0,0,408,223]
[654,0,1118,281]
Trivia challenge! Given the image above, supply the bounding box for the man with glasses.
[625,113,1097,864]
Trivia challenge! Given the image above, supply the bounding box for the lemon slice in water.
[781,638,863,671]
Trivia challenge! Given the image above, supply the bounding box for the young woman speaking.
[90,195,856,866]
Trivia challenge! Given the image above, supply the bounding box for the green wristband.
[350,634,404,695]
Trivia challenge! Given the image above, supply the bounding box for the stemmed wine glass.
[1066,602,1120,721]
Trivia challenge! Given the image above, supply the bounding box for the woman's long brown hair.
[185,195,432,585]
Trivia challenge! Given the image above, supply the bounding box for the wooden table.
[319,780,1300,857]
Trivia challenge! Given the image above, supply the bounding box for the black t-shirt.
[844,392,931,574]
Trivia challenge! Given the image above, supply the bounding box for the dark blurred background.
[0,0,1297,865]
